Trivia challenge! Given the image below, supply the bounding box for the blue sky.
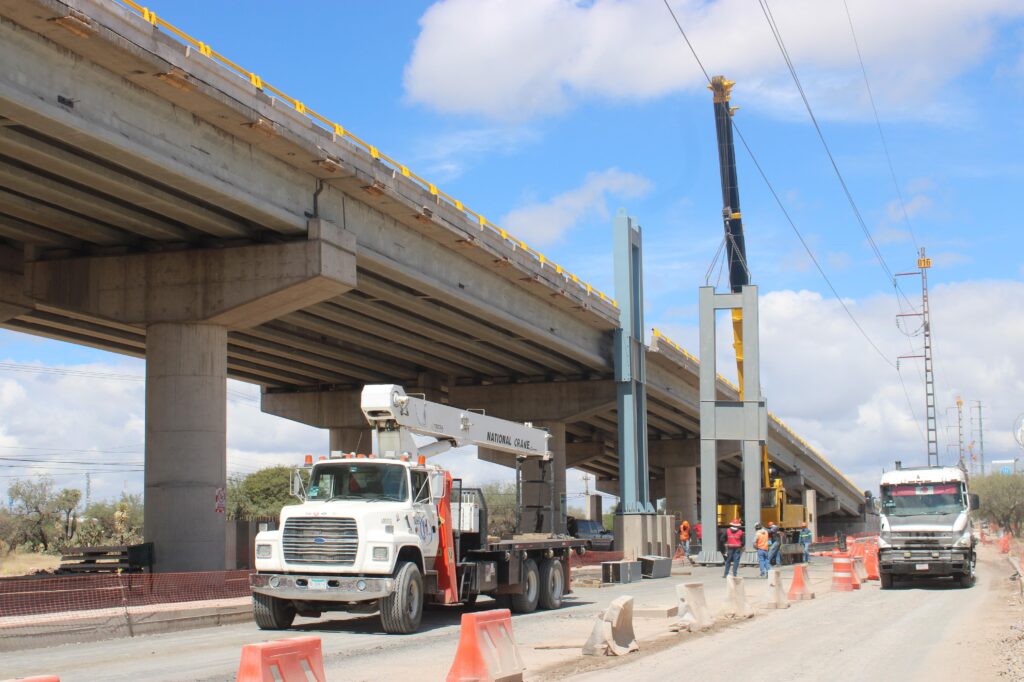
[2,0,1024,502]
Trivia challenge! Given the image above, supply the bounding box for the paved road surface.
[2,547,1016,681]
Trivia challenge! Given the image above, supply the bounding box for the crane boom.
[360,384,552,460]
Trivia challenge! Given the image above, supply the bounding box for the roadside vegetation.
[0,475,143,573]
[972,472,1024,535]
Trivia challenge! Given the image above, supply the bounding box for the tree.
[972,473,1024,536]
[479,481,518,536]
[53,488,82,548]
[229,466,298,520]
[84,493,143,545]
[7,477,58,551]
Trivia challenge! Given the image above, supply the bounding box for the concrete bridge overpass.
[0,0,864,570]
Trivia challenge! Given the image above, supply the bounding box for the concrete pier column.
[804,489,818,537]
[144,323,227,572]
[666,465,698,524]
[330,427,373,454]
[587,494,603,523]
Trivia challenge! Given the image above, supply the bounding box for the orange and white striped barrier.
[236,636,325,682]
[787,564,815,601]
[831,552,854,592]
[447,609,526,680]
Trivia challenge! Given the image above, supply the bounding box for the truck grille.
[282,517,358,565]
[891,531,952,546]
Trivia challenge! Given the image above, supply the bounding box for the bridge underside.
[0,0,864,570]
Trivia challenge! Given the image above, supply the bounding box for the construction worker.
[722,519,744,578]
[799,522,813,563]
[678,519,691,561]
[767,522,782,567]
[755,523,770,577]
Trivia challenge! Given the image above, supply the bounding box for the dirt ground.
[0,551,60,576]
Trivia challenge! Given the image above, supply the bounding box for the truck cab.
[877,465,978,589]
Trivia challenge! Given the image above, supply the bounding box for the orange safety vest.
[726,527,744,548]
[679,522,690,541]
[755,529,769,550]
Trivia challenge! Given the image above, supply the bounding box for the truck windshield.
[306,463,408,502]
[881,483,965,516]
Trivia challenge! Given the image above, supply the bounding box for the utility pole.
[972,401,986,476]
[897,248,938,466]
[955,397,965,469]
[85,472,92,510]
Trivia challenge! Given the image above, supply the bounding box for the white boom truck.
[250,384,585,633]
[877,464,979,589]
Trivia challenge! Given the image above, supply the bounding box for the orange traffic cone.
[1001,534,1011,554]
[864,548,881,581]
[831,552,854,592]
[787,564,815,600]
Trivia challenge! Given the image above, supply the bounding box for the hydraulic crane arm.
[359,384,552,461]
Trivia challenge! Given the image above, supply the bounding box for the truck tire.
[380,560,424,634]
[538,558,564,610]
[253,592,296,630]
[880,572,893,590]
[959,560,975,588]
[511,559,540,614]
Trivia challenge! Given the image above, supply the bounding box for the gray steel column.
[698,286,718,557]
[145,323,227,572]
[613,208,653,514]
[741,285,761,546]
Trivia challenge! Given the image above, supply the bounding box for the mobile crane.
[250,384,585,634]
[709,77,806,549]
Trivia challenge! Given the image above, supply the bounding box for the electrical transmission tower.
[971,401,986,475]
[897,248,938,466]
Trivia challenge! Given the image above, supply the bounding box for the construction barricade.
[1001,534,1012,554]
[582,596,639,657]
[672,582,715,632]
[787,564,815,600]
[720,576,754,619]
[1,677,60,682]
[831,552,854,592]
[864,548,881,581]
[762,569,790,609]
[447,609,525,682]
[236,636,325,682]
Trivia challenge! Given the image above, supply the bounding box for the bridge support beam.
[20,220,356,571]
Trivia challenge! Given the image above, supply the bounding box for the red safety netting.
[0,570,253,652]
[570,551,623,568]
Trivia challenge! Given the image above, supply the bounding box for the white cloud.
[404,0,1024,122]
[501,168,652,246]
[657,279,1024,491]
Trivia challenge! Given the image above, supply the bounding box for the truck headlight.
[372,546,389,561]
[953,529,973,548]
[878,531,891,549]
[256,543,273,559]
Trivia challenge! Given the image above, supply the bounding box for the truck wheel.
[253,592,296,630]
[538,559,564,610]
[511,559,540,614]
[959,561,975,588]
[380,560,424,634]
[880,572,893,590]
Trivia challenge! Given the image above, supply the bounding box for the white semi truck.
[877,464,979,589]
[250,384,585,633]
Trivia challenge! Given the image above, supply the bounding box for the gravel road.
[2,547,1017,681]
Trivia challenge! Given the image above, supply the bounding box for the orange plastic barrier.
[1,677,60,682]
[1001,534,1011,554]
[236,636,325,682]
[787,564,815,601]
[850,558,864,589]
[864,548,881,581]
[447,609,525,682]
[831,552,854,593]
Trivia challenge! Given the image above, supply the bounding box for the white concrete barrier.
[582,595,639,656]
[720,576,755,619]
[673,582,715,632]
[762,568,790,609]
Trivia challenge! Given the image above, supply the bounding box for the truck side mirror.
[290,468,306,500]
[970,494,980,510]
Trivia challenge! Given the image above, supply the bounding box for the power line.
[660,0,897,369]
[757,0,897,289]
[842,0,920,251]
